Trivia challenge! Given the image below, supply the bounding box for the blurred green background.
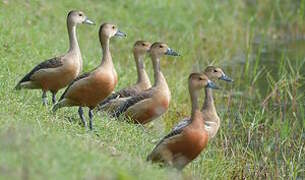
[0,0,304,179]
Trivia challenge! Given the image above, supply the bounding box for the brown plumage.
[172,66,233,139]
[112,42,180,124]
[15,10,94,105]
[147,73,219,170]
[53,23,126,130]
[96,40,152,112]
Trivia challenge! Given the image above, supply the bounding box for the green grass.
[0,0,304,179]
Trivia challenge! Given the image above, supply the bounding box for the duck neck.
[190,89,200,119]
[151,55,165,86]
[202,88,216,113]
[100,36,113,67]
[190,87,204,127]
[134,53,149,84]
[202,87,220,139]
[67,22,80,53]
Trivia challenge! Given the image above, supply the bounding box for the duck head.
[204,66,233,82]
[133,40,151,56]
[99,23,126,39]
[67,10,95,26]
[189,73,219,90]
[149,42,180,58]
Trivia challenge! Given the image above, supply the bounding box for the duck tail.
[146,154,152,162]
[52,101,62,113]
[52,99,70,113]
[14,83,21,90]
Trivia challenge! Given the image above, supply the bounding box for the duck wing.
[172,118,191,132]
[15,57,63,89]
[147,127,185,162]
[97,87,139,109]
[111,90,153,118]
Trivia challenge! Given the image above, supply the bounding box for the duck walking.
[53,23,126,130]
[111,42,179,124]
[15,10,94,105]
[147,73,218,170]
[97,40,152,112]
[172,66,232,139]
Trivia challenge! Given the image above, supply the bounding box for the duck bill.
[220,74,233,82]
[165,48,180,56]
[207,80,219,89]
[115,30,127,37]
[83,17,95,25]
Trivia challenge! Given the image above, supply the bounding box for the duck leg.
[78,107,87,129]
[88,108,93,130]
[42,91,47,106]
[51,92,57,105]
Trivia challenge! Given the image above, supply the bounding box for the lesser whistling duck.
[97,40,152,112]
[172,66,233,139]
[52,23,126,130]
[147,73,219,170]
[15,10,94,105]
[111,42,180,124]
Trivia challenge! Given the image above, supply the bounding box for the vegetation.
[0,0,304,179]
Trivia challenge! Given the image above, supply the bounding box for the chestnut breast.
[129,90,170,124]
[152,90,170,116]
[130,107,156,124]
[66,69,117,107]
[167,128,208,162]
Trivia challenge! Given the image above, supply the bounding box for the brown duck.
[97,40,152,112]
[147,73,219,170]
[53,23,126,130]
[172,66,232,139]
[111,42,179,124]
[15,10,94,105]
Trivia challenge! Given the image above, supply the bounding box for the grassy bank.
[0,0,304,179]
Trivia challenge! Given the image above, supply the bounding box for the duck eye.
[199,77,204,80]
[79,14,82,16]
[142,43,146,46]
[159,45,163,48]
[214,70,218,72]
[112,26,115,29]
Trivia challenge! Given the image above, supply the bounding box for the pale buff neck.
[205,120,220,139]
[202,87,220,139]
[190,87,200,119]
[134,52,151,86]
[151,54,167,87]
[189,86,204,128]
[202,88,216,113]
[100,36,113,68]
[67,22,80,54]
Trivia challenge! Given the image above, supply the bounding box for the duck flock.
[15,10,233,170]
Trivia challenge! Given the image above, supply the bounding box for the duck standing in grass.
[53,23,126,130]
[172,66,233,139]
[15,10,95,105]
[147,73,219,170]
[111,42,179,124]
[97,40,152,112]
